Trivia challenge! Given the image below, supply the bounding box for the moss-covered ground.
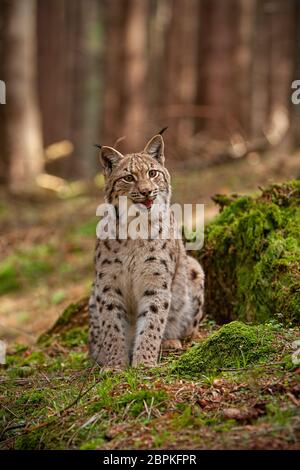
[173,321,277,377]
[1,306,300,450]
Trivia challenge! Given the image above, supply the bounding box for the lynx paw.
[131,355,158,368]
[101,364,126,372]
[161,339,183,351]
[190,329,204,340]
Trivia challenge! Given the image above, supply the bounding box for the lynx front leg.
[132,290,171,367]
[89,285,130,369]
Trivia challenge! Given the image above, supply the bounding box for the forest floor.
[0,149,300,449]
[1,315,300,450]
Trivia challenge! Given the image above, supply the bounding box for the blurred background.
[0,0,300,346]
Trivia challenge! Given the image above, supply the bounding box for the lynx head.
[98,133,171,210]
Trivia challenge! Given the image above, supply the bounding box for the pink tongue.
[142,199,153,209]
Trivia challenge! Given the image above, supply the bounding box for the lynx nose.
[139,189,152,197]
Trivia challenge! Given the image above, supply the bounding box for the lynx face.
[99,134,171,210]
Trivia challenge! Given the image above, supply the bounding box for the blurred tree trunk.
[234,0,256,137]
[121,0,148,150]
[250,1,270,140]
[37,0,79,178]
[268,0,294,150]
[148,0,169,126]
[291,0,300,149]
[70,0,102,177]
[102,0,148,152]
[1,0,43,192]
[251,0,294,148]
[164,0,200,155]
[101,0,126,147]
[197,0,239,142]
[37,0,101,179]
[0,1,9,185]
[37,0,69,151]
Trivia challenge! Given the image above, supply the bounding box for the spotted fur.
[89,134,204,369]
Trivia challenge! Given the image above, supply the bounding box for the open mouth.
[139,198,155,209]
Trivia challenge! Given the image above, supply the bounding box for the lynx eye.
[123,174,134,183]
[149,170,157,178]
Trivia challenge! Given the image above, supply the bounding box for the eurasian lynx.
[88,132,204,369]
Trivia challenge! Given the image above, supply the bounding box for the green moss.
[51,290,66,305]
[55,303,80,326]
[173,321,275,377]
[14,424,62,450]
[0,260,21,294]
[80,438,105,450]
[23,351,47,366]
[47,351,89,372]
[16,391,46,405]
[117,389,168,417]
[72,217,98,237]
[61,326,88,347]
[88,376,118,412]
[172,406,197,428]
[89,377,168,418]
[63,351,89,369]
[7,366,34,378]
[0,244,55,296]
[263,402,296,426]
[151,429,171,448]
[14,430,45,450]
[38,297,89,347]
[200,180,300,324]
[6,350,48,377]
[6,350,46,368]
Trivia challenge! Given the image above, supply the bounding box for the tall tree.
[234,0,256,137]
[164,0,200,154]
[291,0,300,149]
[0,0,9,185]
[121,0,148,150]
[37,0,102,179]
[37,0,78,178]
[1,0,43,191]
[101,0,127,148]
[268,0,295,150]
[67,0,102,177]
[102,0,148,151]
[250,0,271,140]
[197,0,239,142]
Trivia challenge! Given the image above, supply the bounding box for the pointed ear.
[144,134,165,165]
[98,146,124,174]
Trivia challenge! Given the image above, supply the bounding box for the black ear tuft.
[94,144,102,150]
[158,127,168,136]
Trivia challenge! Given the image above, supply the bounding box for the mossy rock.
[173,321,276,377]
[199,180,300,325]
[38,297,89,346]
